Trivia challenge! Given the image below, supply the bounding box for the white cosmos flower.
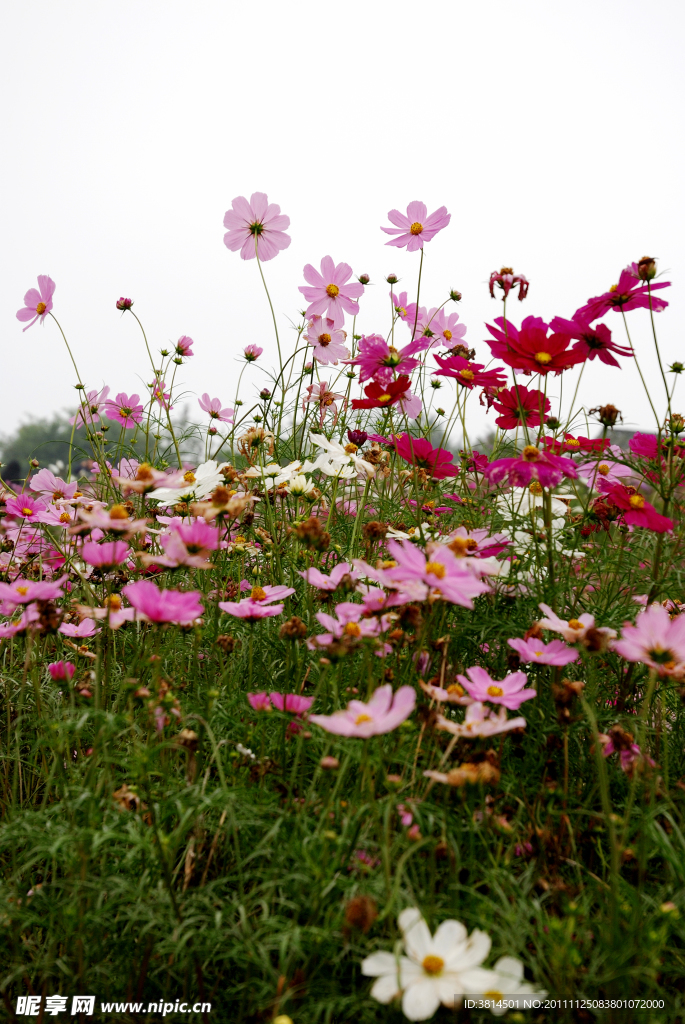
[309,432,375,479]
[362,908,493,1021]
[287,475,316,496]
[469,956,547,1015]
[495,490,570,521]
[148,460,229,505]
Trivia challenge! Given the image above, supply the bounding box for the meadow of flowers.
[1,195,685,1022]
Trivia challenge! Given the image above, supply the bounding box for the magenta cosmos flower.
[48,661,76,681]
[485,445,577,489]
[549,314,633,368]
[82,540,130,569]
[577,263,670,323]
[433,354,508,391]
[613,604,685,676]
[105,392,144,429]
[304,316,350,365]
[381,201,451,252]
[298,256,365,329]
[491,385,550,431]
[455,666,536,711]
[223,192,291,262]
[198,394,234,423]
[598,481,673,533]
[4,494,46,522]
[123,580,204,625]
[507,636,579,666]
[345,334,428,385]
[309,683,415,737]
[269,692,314,715]
[16,275,56,331]
[393,434,458,479]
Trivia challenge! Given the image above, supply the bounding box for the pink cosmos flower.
[489,267,529,301]
[393,434,458,479]
[105,392,144,429]
[549,315,633,368]
[149,377,172,410]
[198,394,234,423]
[310,602,389,647]
[219,584,294,623]
[299,562,359,590]
[309,683,416,737]
[577,446,632,490]
[175,336,194,357]
[302,380,347,427]
[391,291,418,325]
[426,308,467,349]
[436,702,527,738]
[30,469,79,502]
[537,603,616,645]
[123,580,204,625]
[491,385,551,431]
[598,732,654,773]
[576,263,670,323]
[485,316,583,375]
[82,540,130,568]
[59,618,101,638]
[48,661,76,681]
[145,520,219,569]
[16,275,56,331]
[485,445,577,489]
[0,607,40,638]
[507,636,579,666]
[612,604,685,675]
[419,678,473,706]
[0,576,67,605]
[381,540,490,608]
[79,595,136,629]
[443,527,509,559]
[455,666,536,710]
[4,494,46,521]
[598,481,673,533]
[381,201,451,252]
[345,334,427,385]
[70,385,111,427]
[244,345,263,361]
[223,192,291,261]
[248,692,272,711]
[269,692,314,715]
[75,505,148,535]
[304,316,350,365]
[298,256,365,329]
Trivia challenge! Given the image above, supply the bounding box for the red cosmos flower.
[598,481,673,533]
[485,316,584,375]
[576,263,670,323]
[549,314,633,368]
[351,375,412,410]
[491,385,550,430]
[393,434,459,479]
[485,445,577,488]
[542,433,609,455]
[432,354,508,390]
[489,267,529,301]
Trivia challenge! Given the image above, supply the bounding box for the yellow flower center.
[598,463,610,475]
[73,491,82,498]
[378,393,391,402]
[325,283,340,298]
[609,284,618,292]
[410,222,424,236]
[251,586,267,601]
[36,302,47,315]
[443,329,452,341]
[422,955,444,975]
[483,989,504,1001]
[459,369,475,382]
[319,333,332,346]
[109,505,129,519]
[234,535,246,543]
[425,561,446,579]
[16,586,29,596]
[535,352,552,364]
[522,445,540,461]
[487,685,504,697]
[529,481,543,495]
[183,471,196,484]
[59,512,71,523]
[355,712,372,725]
[381,560,397,568]
[137,463,153,480]
[446,683,465,696]
[566,438,581,446]
[22,507,35,516]
[568,618,583,630]
[629,494,645,509]
[343,622,362,637]
[52,490,64,500]
[344,443,358,453]
[106,595,122,610]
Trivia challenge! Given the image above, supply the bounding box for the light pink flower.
[381,201,451,252]
[30,469,79,503]
[310,602,388,647]
[16,275,56,331]
[145,520,219,569]
[577,447,632,491]
[0,576,67,606]
[507,636,579,665]
[4,495,46,521]
[299,562,359,590]
[381,540,490,609]
[123,580,204,625]
[105,392,144,428]
[302,380,347,427]
[149,377,172,410]
[82,540,130,568]
[419,679,472,706]
[80,596,136,629]
[70,386,111,427]
[421,307,467,349]
[219,599,285,622]
[75,505,148,535]
[244,345,263,361]
[59,618,101,638]
[0,608,40,638]
[175,336,194,357]
[223,192,291,261]
[436,702,527,738]
[270,692,314,715]
[455,666,536,710]
[612,603,685,676]
[391,291,418,325]
[298,256,365,329]
[309,684,415,737]
[304,316,350,365]
[198,394,234,423]
[537,603,616,645]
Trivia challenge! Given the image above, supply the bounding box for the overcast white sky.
[2,0,683,445]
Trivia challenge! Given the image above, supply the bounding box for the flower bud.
[357,273,370,285]
[545,417,561,431]
[436,407,445,416]
[590,404,622,427]
[74,383,86,390]
[670,362,684,375]
[208,426,218,436]
[668,413,685,434]
[637,256,657,281]
[160,348,170,357]
[259,389,271,401]
[385,273,399,284]
[116,297,133,310]
[347,428,368,446]
[449,289,462,302]
[320,755,339,770]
